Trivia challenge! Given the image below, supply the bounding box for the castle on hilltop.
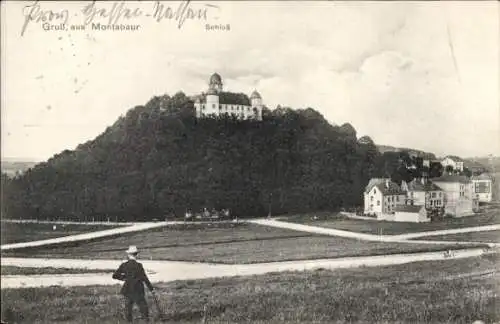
[194,73,263,120]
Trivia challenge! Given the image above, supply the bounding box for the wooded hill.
[1,92,436,221]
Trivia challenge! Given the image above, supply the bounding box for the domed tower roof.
[209,73,222,85]
[250,90,261,99]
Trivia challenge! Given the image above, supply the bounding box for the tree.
[2,96,380,220]
[445,165,454,174]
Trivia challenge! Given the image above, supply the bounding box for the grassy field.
[1,254,498,323]
[0,222,122,245]
[0,266,111,276]
[416,230,500,243]
[3,222,485,263]
[282,211,500,235]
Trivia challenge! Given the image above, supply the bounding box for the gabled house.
[470,173,493,203]
[441,156,464,172]
[432,175,478,217]
[364,178,406,217]
[401,178,444,209]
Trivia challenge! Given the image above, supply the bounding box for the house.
[441,156,464,172]
[432,175,479,217]
[363,178,406,218]
[470,173,493,203]
[401,178,444,210]
[393,205,430,223]
[194,73,263,120]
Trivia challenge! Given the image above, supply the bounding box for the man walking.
[113,246,155,322]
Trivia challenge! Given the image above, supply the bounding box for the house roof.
[432,174,470,184]
[444,155,464,162]
[393,205,424,213]
[365,178,405,195]
[196,92,251,106]
[406,179,443,192]
[374,182,405,196]
[471,173,492,181]
[364,178,387,193]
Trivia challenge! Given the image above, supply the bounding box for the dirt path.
[388,224,500,240]
[251,219,500,246]
[1,248,493,289]
[0,222,174,251]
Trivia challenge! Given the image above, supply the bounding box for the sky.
[2,1,499,161]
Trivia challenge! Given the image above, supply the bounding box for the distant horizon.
[2,136,498,164]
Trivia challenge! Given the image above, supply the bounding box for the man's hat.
[126,245,139,254]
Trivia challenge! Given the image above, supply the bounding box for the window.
[212,104,215,108]
[431,192,436,198]
[396,196,399,202]
[377,200,380,206]
[430,201,433,206]
[439,192,442,198]
[410,192,413,198]
[219,105,222,110]
[374,189,377,194]
[370,196,374,201]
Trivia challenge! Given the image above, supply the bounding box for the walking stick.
[151,290,168,322]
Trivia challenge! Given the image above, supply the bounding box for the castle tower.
[209,73,223,92]
[250,90,263,120]
[250,90,262,107]
[206,88,219,115]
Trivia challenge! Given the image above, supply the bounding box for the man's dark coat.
[112,259,154,297]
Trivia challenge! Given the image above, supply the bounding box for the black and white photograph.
[1,1,499,323]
